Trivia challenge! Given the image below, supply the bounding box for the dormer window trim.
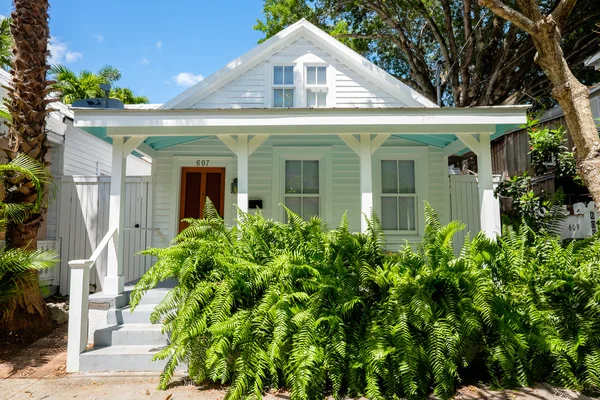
[272,64,295,108]
[264,59,336,109]
[305,64,328,108]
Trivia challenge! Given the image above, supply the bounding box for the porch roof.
[73,106,529,154]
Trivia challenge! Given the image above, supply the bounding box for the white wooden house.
[0,68,151,294]
[66,19,528,372]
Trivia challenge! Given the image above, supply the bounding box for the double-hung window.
[273,65,294,108]
[305,66,327,108]
[380,160,417,232]
[284,159,320,221]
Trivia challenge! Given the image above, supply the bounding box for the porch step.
[94,324,168,346]
[107,304,157,325]
[79,345,168,372]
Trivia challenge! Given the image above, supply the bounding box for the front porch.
[65,105,528,372]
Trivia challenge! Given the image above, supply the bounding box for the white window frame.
[271,64,295,108]
[305,64,328,108]
[272,147,333,224]
[373,147,429,239]
[282,160,321,221]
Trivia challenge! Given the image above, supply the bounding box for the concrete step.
[94,324,168,347]
[107,304,158,325]
[79,345,168,372]
[135,288,172,305]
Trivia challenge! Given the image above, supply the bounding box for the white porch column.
[338,133,389,233]
[477,133,500,239]
[105,137,126,295]
[359,134,373,233]
[237,135,249,214]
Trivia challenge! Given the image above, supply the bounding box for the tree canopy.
[255,0,600,108]
[50,64,149,104]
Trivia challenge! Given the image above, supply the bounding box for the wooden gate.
[449,175,481,253]
[57,176,154,295]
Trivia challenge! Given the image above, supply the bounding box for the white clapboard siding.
[57,176,154,295]
[151,135,447,250]
[192,38,407,109]
[449,175,481,253]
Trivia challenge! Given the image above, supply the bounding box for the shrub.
[132,202,600,399]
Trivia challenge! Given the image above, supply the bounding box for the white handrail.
[89,226,117,265]
[66,226,117,372]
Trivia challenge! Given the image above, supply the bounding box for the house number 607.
[196,160,210,166]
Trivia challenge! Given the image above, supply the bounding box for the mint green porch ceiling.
[82,124,519,153]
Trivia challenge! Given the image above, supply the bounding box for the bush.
[132,202,600,399]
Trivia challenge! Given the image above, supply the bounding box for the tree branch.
[551,0,576,28]
[478,0,536,33]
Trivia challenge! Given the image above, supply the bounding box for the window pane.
[303,197,319,219]
[274,66,283,85]
[398,160,416,193]
[274,89,283,108]
[285,160,302,193]
[317,91,326,107]
[317,67,326,85]
[284,66,294,85]
[307,90,316,107]
[306,66,316,85]
[303,160,319,194]
[398,197,416,231]
[381,160,398,193]
[284,89,294,107]
[285,197,302,221]
[381,197,398,230]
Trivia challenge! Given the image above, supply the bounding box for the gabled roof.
[161,19,437,109]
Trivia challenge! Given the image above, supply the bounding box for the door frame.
[170,156,234,238]
[179,167,226,232]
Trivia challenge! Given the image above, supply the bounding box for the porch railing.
[66,226,117,372]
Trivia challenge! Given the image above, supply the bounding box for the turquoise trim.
[81,123,523,155]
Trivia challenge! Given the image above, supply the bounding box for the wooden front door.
[179,167,226,232]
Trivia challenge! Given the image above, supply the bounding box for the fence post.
[66,260,92,372]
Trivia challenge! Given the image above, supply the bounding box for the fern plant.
[0,155,58,322]
[132,201,600,399]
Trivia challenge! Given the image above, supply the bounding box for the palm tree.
[50,64,105,104]
[0,155,57,329]
[51,64,150,104]
[0,16,12,70]
[110,87,149,104]
[2,0,54,333]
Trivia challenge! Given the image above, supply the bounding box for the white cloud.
[93,34,104,42]
[136,57,150,67]
[48,37,83,64]
[156,40,163,50]
[65,51,83,63]
[173,72,204,87]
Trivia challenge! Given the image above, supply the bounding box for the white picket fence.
[57,176,154,295]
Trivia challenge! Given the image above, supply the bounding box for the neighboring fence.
[449,175,481,253]
[449,174,501,253]
[57,176,154,295]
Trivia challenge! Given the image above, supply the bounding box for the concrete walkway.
[0,373,288,400]
[1,376,596,400]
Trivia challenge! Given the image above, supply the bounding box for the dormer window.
[273,66,294,108]
[306,66,327,108]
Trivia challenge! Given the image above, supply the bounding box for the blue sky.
[1,1,266,103]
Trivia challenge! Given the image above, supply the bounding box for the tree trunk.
[530,16,600,205]
[1,0,53,335]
